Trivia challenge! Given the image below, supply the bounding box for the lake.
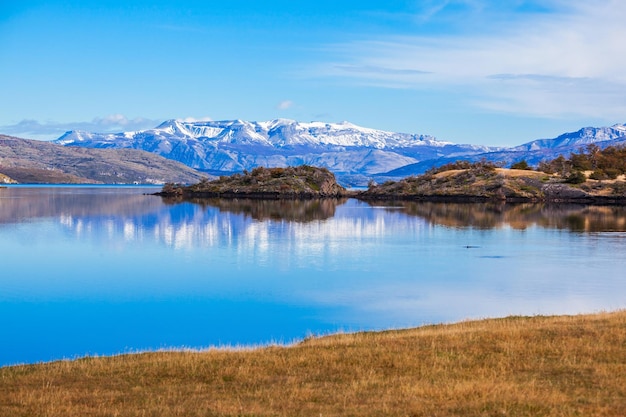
[1,186,625,366]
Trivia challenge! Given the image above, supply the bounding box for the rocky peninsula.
[361,162,626,204]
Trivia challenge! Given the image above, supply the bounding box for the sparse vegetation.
[362,151,626,202]
[362,162,546,201]
[564,170,587,184]
[510,159,531,170]
[160,165,347,199]
[1,311,625,416]
[538,144,626,179]
[424,159,499,176]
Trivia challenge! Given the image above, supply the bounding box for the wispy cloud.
[410,0,482,23]
[334,65,430,76]
[276,100,295,110]
[313,0,626,120]
[0,115,162,140]
[178,116,213,123]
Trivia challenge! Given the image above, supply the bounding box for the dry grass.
[2,311,625,416]
[495,168,550,179]
[434,168,547,180]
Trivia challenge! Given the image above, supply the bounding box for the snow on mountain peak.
[51,118,501,181]
[50,119,626,185]
[611,123,626,132]
[513,122,626,151]
[132,119,448,149]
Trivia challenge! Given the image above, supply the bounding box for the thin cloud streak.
[179,116,213,123]
[314,0,626,119]
[0,115,163,141]
[333,64,431,76]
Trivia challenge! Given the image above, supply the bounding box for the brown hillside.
[0,134,204,184]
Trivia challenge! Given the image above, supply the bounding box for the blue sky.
[1,0,625,146]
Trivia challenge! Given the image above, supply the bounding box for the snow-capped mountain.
[54,119,626,185]
[378,123,626,180]
[55,119,495,182]
[57,119,445,149]
[512,123,626,151]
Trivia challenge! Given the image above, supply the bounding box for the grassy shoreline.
[2,311,625,416]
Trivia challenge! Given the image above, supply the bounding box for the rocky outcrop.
[541,183,589,200]
[360,167,626,204]
[158,166,348,200]
[0,173,17,184]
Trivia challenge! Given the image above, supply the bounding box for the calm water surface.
[1,186,625,366]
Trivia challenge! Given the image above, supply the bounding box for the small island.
[157,165,348,200]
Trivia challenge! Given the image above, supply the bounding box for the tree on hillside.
[537,144,626,180]
[510,159,531,170]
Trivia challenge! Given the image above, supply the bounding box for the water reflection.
[0,186,162,224]
[3,186,626,233]
[175,197,347,223]
[1,187,626,366]
[369,201,626,232]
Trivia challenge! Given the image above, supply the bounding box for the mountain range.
[53,119,626,185]
[3,119,626,185]
[54,119,494,184]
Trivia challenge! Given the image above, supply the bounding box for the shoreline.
[156,189,626,205]
[2,309,622,369]
[3,310,625,416]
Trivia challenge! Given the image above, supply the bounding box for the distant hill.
[0,134,205,184]
[512,124,626,151]
[377,123,626,180]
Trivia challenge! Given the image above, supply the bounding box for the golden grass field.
[1,311,625,416]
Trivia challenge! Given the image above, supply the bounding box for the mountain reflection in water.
[0,186,163,224]
[2,187,626,235]
[3,185,626,233]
